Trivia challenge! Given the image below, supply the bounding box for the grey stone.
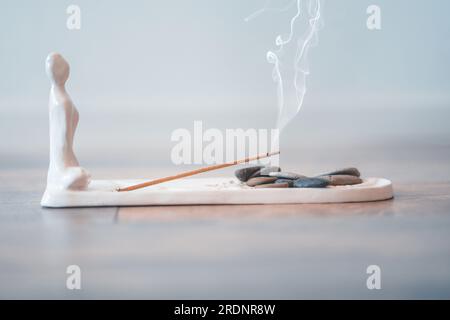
[259,166,281,175]
[246,176,278,187]
[235,166,264,182]
[320,175,363,186]
[269,172,306,180]
[275,179,294,187]
[254,182,289,188]
[293,177,329,188]
[319,167,361,177]
[249,166,281,178]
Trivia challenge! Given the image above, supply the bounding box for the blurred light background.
[0,0,449,181]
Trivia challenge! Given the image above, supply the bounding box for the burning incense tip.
[117,151,280,192]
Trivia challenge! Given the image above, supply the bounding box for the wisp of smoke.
[247,0,323,133]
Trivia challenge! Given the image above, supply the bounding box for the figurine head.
[46,53,70,85]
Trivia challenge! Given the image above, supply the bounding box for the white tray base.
[41,177,394,208]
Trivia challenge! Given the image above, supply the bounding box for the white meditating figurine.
[45,52,90,190]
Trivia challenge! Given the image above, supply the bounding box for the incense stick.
[117,151,280,192]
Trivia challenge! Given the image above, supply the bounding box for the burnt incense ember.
[236,166,364,189]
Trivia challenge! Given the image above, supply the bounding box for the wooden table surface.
[1,164,450,299]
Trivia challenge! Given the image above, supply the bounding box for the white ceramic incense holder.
[40,53,393,208]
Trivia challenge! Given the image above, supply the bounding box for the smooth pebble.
[250,166,281,178]
[293,177,329,188]
[275,179,294,187]
[246,176,277,187]
[235,166,264,182]
[269,172,306,180]
[319,167,360,177]
[254,183,289,188]
[320,175,363,186]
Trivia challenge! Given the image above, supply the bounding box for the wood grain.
[1,169,450,299]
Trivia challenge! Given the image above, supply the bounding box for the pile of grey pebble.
[235,166,363,188]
